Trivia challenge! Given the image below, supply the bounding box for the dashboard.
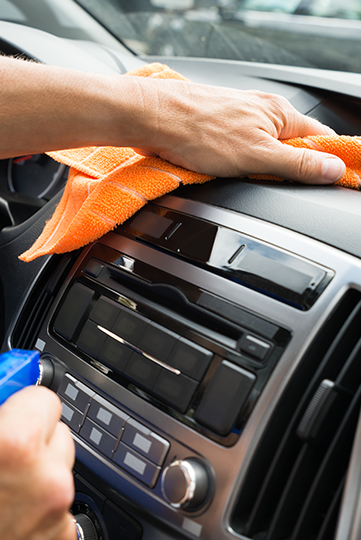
[1,18,361,540]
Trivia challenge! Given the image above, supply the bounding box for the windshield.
[1,0,361,73]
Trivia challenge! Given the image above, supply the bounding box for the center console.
[8,192,357,540]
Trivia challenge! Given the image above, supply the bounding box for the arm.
[0,56,345,184]
[0,386,76,540]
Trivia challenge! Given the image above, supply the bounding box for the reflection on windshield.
[0,0,122,46]
[1,0,360,73]
[76,0,361,73]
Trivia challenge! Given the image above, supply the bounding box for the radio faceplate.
[50,238,290,446]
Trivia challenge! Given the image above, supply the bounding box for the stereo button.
[54,283,94,341]
[122,418,169,466]
[60,399,84,433]
[89,297,121,329]
[87,394,128,438]
[80,418,117,458]
[83,259,104,278]
[58,374,95,413]
[98,338,133,373]
[124,352,161,391]
[138,322,178,362]
[112,310,149,346]
[240,335,271,361]
[168,338,213,381]
[194,361,255,435]
[153,371,198,413]
[113,443,161,487]
[77,320,107,358]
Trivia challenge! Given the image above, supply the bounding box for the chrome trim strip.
[97,325,181,375]
[335,407,361,540]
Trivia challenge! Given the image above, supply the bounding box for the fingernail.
[322,158,345,182]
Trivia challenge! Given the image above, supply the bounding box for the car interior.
[0,2,361,540]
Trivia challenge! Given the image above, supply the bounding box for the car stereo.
[15,196,334,539]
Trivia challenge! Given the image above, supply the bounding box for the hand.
[0,386,76,540]
[0,57,345,185]
[131,79,346,184]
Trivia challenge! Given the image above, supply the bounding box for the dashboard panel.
[1,18,361,540]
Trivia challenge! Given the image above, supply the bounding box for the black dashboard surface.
[174,180,361,259]
[140,55,361,260]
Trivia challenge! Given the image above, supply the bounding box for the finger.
[42,513,78,540]
[1,386,62,444]
[47,421,75,469]
[61,513,79,540]
[279,111,337,139]
[64,514,79,540]
[264,142,346,184]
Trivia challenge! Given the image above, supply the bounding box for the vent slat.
[315,479,345,540]
[12,254,75,350]
[291,388,361,540]
[231,289,361,540]
[336,335,361,392]
[309,300,361,383]
[265,445,320,540]
[243,295,361,537]
[244,432,301,535]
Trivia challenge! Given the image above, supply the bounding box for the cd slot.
[98,265,241,351]
[79,243,281,350]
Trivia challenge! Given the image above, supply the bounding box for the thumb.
[268,143,346,185]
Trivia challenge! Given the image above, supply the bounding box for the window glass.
[306,0,361,19]
[240,0,300,13]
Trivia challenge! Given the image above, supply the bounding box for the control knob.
[72,501,105,540]
[73,514,98,540]
[161,458,209,510]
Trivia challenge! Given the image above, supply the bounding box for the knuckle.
[260,91,288,108]
[295,148,314,179]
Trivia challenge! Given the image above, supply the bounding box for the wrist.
[106,76,193,152]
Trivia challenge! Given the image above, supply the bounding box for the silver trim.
[74,521,84,540]
[113,254,135,273]
[161,460,197,508]
[97,325,181,375]
[335,407,361,540]
[36,360,43,386]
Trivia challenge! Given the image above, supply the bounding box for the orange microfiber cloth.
[19,63,361,262]
[19,63,212,262]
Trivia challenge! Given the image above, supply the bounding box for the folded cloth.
[19,63,361,262]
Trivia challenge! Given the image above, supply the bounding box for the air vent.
[12,254,75,350]
[231,289,361,540]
